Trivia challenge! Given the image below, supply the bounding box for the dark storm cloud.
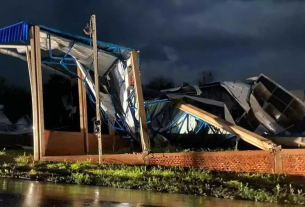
[1,0,305,89]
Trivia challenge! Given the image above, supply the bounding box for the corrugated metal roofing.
[0,21,29,44]
[0,22,133,60]
[40,31,117,76]
[39,25,133,60]
[0,21,138,78]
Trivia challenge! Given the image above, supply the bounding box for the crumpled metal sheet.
[249,94,285,134]
[290,90,305,102]
[193,85,202,95]
[111,60,136,133]
[40,31,117,76]
[160,74,305,144]
[161,85,202,95]
[75,59,116,121]
[253,74,305,134]
[221,81,251,112]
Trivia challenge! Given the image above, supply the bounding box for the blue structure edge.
[0,21,29,44]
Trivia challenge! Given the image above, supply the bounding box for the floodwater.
[0,178,294,207]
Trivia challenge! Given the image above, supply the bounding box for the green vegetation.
[0,155,305,205]
[0,149,32,165]
[0,149,6,156]
[14,153,33,167]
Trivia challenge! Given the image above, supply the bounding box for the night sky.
[1,0,305,89]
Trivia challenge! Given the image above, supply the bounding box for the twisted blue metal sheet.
[0,21,29,44]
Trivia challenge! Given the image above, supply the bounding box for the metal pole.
[91,14,102,164]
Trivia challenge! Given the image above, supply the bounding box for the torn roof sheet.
[39,25,132,60]
[39,31,118,76]
[0,21,28,44]
[1,22,302,150]
[0,21,135,78]
[0,22,132,59]
[160,74,305,148]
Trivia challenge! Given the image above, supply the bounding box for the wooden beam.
[274,150,283,174]
[0,45,27,49]
[91,15,103,164]
[77,66,89,154]
[25,47,32,88]
[126,57,132,69]
[34,26,45,158]
[176,102,280,151]
[29,26,40,161]
[130,51,151,155]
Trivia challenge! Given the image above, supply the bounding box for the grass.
[0,155,305,205]
[14,153,33,166]
[0,149,32,158]
[0,149,6,156]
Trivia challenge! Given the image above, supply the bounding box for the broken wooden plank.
[176,102,279,151]
[77,66,89,153]
[91,15,103,164]
[130,51,151,156]
[29,26,40,161]
[34,26,45,158]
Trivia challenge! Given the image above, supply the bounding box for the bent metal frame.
[0,20,151,162]
[0,19,281,166]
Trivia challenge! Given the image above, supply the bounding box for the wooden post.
[34,26,45,158]
[130,51,151,161]
[274,150,283,174]
[25,47,32,96]
[77,67,89,154]
[28,26,45,161]
[29,26,40,161]
[91,15,103,164]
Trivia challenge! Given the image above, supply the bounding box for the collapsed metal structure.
[161,76,305,148]
[0,21,152,160]
[0,20,304,161]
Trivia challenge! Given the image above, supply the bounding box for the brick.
[149,151,274,174]
[43,149,305,176]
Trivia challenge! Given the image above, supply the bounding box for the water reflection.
[0,178,292,207]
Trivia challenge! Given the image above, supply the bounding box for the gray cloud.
[0,1,305,89]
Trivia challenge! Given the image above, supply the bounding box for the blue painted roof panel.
[0,21,29,44]
[39,25,133,60]
[0,21,134,60]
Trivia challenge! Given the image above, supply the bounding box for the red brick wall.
[42,141,305,176]
[282,149,305,176]
[149,151,275,173]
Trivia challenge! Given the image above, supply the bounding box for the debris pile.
[158,74,305,148]
[1,22,305,150]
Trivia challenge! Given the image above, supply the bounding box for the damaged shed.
[0,19,303,162]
